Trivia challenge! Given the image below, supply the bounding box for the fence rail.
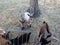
[0,30,59,45]
[0,30,39,45]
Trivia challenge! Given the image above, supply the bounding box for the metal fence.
[0,30,60,45]
[0,30,39,45]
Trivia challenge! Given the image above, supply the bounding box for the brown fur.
[39,21,52,45]
[0,37,8,45]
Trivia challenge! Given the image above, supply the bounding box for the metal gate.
[0,30,60,45]
[0,30,39,45]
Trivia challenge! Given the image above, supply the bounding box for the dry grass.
[0,0,60,45]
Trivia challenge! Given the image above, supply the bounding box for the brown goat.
[0,37,9,45]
